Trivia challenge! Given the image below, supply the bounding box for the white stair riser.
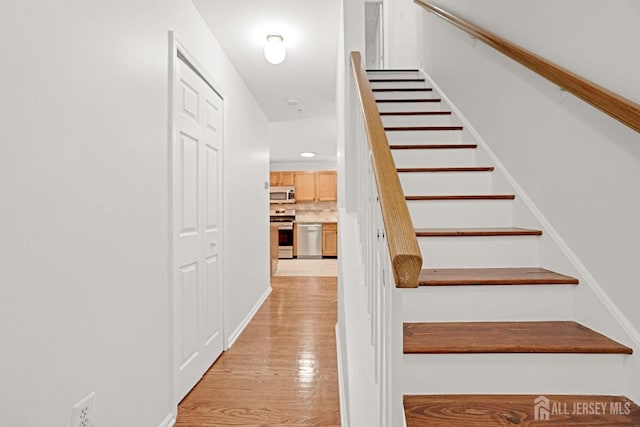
[418,235,539,268]
[377,101,443,113]
[402,285,574,322]
[392,148,477,168]
[403,354,624,395]
[382,114,453,127]
[408,200,514,228]
[374,91,437,100]
[366,71,420,80]
[370,81,427,90]
[400,171,493,195]
[386,130,462,144]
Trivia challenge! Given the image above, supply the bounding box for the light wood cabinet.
[322,222,338,257]
[316,171,338,202]
[270,223,279,275]
[271,170,337,203]
[270,171,295,187]
[294,172,317,202]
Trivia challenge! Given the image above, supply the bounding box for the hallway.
[175,276,341,426]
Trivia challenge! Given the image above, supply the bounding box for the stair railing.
[349,51,423,289]
[414,0,640,134]
[349,50,421,426]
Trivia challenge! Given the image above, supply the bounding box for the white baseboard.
[336,322,350,427]
[158,412,176,427]
[225,286,272,349]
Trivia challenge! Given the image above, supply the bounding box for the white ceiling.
[192,0,341,123]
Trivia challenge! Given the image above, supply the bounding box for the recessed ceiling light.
[287,98,300,106]
[300,152,316,158]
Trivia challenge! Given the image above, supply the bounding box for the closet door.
[173,55,224,402]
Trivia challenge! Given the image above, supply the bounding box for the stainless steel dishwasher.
[297,223,323,259]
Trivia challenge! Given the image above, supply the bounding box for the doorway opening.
[365,1,385,69]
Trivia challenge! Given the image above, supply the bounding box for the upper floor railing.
[350,51,423,288]
[414,0,640,134]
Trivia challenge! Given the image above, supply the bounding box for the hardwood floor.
[404,395,640,426]
[175,276,340,426]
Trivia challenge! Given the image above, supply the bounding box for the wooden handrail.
[415,0,640,134]
[350,52,423,288]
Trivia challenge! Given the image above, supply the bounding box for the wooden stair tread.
[367,68,419,72]
[373,88,433,92]
[380,111,452,116]
[369,78,425,82]
[385,126,463,131]
[406,194,515,201]
[404,394,640,426]
[403,321,633,354]
[398,167,493,173]
[415,227,542,237]
[419,267,579,286]
[390,144,477,150]
[376,98,441,103]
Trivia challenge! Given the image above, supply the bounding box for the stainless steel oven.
[276,222,294,259]
[270,209,296,259]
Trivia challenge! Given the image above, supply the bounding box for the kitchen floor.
[273,258,338,277]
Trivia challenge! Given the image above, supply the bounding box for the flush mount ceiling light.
[264,34,286,65]
[300,152,316,158]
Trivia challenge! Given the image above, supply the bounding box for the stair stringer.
[416,68,640,401]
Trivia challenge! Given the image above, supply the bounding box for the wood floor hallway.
[175,276,341,426]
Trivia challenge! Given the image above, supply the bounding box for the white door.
[173,54,224,402]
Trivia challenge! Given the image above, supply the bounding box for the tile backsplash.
[271,201,337,223]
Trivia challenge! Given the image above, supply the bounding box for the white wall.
[0,1,269,426]
[419,0,640,395]
[269,115,338,166]
[221,77,271,352]
[270,162,337,171]
[385,0,421,68]
[336,0,377,426]
[335,7,351,427]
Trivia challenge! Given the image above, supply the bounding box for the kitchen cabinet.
[294,172,317,202]
[269,172,278,186]
[270,171,295,187]
[316,171,337,202]
[294,170,337,202]
[270,170,338,203]
[270,223,279,275]
[322,222,338,257]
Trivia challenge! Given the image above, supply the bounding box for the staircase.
[366,69,640,426]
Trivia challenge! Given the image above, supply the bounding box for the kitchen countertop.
[272,201,337,224]
[294,216,337,223]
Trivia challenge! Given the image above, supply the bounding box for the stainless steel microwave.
[270,186,295,204]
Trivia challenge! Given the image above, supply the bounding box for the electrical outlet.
[71,392,95,427]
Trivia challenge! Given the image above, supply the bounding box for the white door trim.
[167,31,227,407]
